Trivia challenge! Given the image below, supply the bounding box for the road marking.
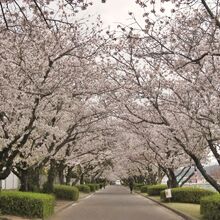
[71,203,77,207]
[81,193,95,200]
[85,195,92,199]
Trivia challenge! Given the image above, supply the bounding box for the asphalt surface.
[54,185,184,220]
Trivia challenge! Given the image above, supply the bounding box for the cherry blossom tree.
[2,0,220,193]
[136,0,220,28]
[112,118,194,187]
[102,1,220,191]
[54,119,115,185]
[0,0,106,29]
[0,15,107,188]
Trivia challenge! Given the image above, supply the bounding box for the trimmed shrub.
[76,184,91,193]
[94,184,100,190]
[160,187,216,204]
[0,191,55,219]
[87,184,99,192]
[200,194,220,220]
[54,185,79,201]
[87,184,96,192]
[140,185,149,193]
[147,184,167,196]
[134,183,144,191]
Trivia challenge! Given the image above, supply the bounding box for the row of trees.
[101,0,220,190]
[0,0,114,192]
[1,0,220,192]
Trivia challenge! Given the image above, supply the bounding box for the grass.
[165,203,202,220]
[140,193,202,220]
[149,196,160,201]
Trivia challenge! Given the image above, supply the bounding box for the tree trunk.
[66,167,72,185]
[80,173,84,184]
[29,167,41,191]
[190,154,220,192]
[59,170,65,185]
[19,169,28,192]
[14,165,41,192]
[0,167,11,180]
[0,149,19,180]
[157,166,164,184]
[167,168,179,188]
[174,135,220,192]
[44,159,57,193]
[58,162,65,185]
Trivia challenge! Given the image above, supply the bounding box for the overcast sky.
[79,0,145,28]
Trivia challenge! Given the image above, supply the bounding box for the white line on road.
[85,195,92,199]
[82,193,94,200]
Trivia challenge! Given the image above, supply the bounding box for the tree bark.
[167,168,179,188]
[66,167,73,185]
[19,169,28,192]
[57,161,66,185]
[44,159,57,193]
[80,173,84,184]
[190,154,220,192]
[157,166,164,184]
[14,166,41,192]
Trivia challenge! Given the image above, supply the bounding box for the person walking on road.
[128,177,134,194]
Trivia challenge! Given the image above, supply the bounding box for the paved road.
[54,185,184,220]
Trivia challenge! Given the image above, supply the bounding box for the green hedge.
[54,185,79,201]
[87,184,99,192]
[160,187,216,204]
[140,185,149,193]
[147,184,167,196]
[76,184,91,193]
[201,194,220,220]
[0,191,55,219]
[94,184,100,190]
[134,183,144,191]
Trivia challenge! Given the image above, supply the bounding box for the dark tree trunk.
[16,166,41,192]
[29,167,41,191]
[0,149,19,180]
[0,167,11,180]
[57,162,66,185]
[173,135,220,192]
[66,167,72,185]
[19,169,28,192]
[190,154,220,192]
[59,169,65,185]
[80,173,84,184]
[167,168,179,188]
[43,159,57,193]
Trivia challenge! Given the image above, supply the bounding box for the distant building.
[188,171,206,184]
[115,180,121,185]
[0,172,19,190]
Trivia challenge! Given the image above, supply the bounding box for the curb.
[53,186,107,214]
[146,196,194,220]
[54,192,95,213]
[136,192,194,220]
[55,201,74,213]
